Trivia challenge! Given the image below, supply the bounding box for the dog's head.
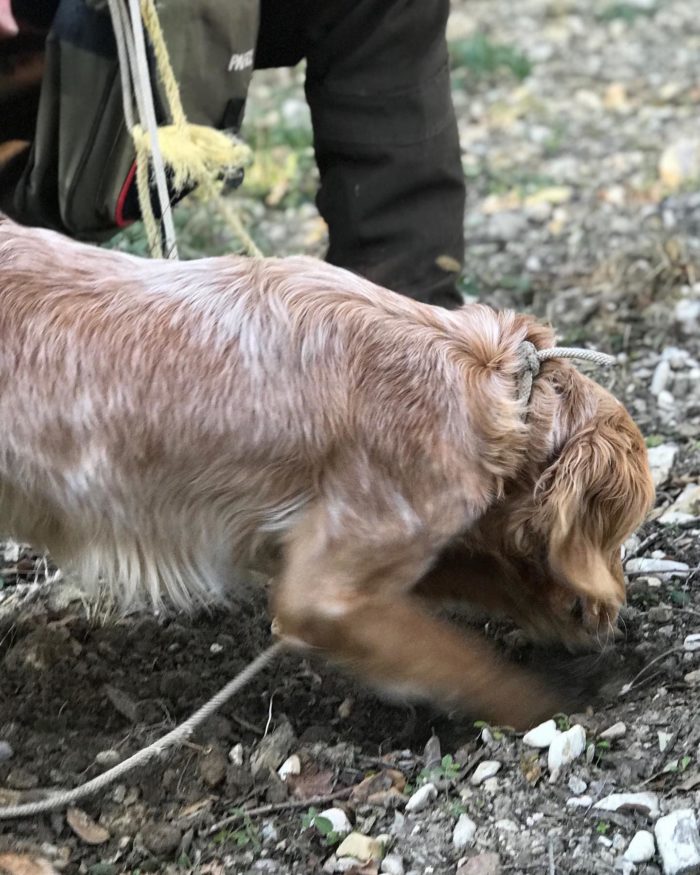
[470,371,655,647]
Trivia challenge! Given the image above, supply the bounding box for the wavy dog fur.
[0,217,654,728]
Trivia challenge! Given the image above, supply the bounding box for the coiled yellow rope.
[109,0,260,258]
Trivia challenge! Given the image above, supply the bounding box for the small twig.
[626,530,664,560]
[619,647,684,697]
[207,787,354,835]
[229,713,265,736]
[548,838,556,875]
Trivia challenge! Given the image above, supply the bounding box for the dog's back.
[0,218,499,610]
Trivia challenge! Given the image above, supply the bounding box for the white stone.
[471,761,502,786]
[645,444,678,487]
[94,749,121,767]
[405,782,437,812]
[453,813,477,849]
[523,720,559,749]
[613,833,627,852]
[547,726,586,771]
[566,795,593,808]
[593,792,660,818]
[655,809,700,875]
[318,808,352,837]
[660,485,700,526]
[495,819,519,832]
[684,634,700,652]
[658,731,674,752]
[568,776,587,795]
[600,722,627,741]
[626,558,690,576]
[675,298,700,336]
[658,389,676,411]
[659,139,700,189]
[624,830,656,864]
[278,754,301,780]
[381,854,404,875]
[651,360,672,396]
[228,743,244,766]
[482,777,500,794]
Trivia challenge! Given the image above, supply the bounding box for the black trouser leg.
[256,0,466,309]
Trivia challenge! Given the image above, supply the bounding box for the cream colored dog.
[0,217,654,728]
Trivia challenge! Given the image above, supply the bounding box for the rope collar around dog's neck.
[516,341,617,407]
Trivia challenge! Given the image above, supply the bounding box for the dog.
[0,216,654,729]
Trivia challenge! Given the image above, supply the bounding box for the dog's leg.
[272,510,563,730]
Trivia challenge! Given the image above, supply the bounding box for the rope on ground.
[0,641,284,819]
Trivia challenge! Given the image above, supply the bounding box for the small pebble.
[278,754,301,781]
[6,767,39,790]
[318,808,352,837]
[453,813,477,849]
[684,634,700,652]
[658,731,674,753]
[141,822,182,856]
[229,743,244,766]
[457,852,501,875]
[381,854,404,875]
[0,741,14,762]
[471,761,501,786]
[624,830,656,864]
[684,670,700,686]
[198,748,228,788]
[566,795,593,808]
[522,720,559,749]
[599,722,627,741]
[94,749,121,768]
[405,782,437,812]
[568,776,587,795]
[648,605,674,624]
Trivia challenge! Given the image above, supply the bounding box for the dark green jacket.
[3,0,259,238]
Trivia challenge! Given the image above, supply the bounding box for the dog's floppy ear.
[535,405,655,606]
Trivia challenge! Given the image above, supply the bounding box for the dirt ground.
[2,1,700,873]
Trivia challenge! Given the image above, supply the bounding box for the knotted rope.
[517,342,617,405]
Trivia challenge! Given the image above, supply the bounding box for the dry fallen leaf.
[350,769,406,806]
[66,806,111,845]
[0,854,59,875]
[288,768,335,800]
[520,754,542,786]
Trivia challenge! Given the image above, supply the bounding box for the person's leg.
[303,0,466,308]
[254,0,306,70]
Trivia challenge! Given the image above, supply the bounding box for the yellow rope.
[124,0,260,258]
